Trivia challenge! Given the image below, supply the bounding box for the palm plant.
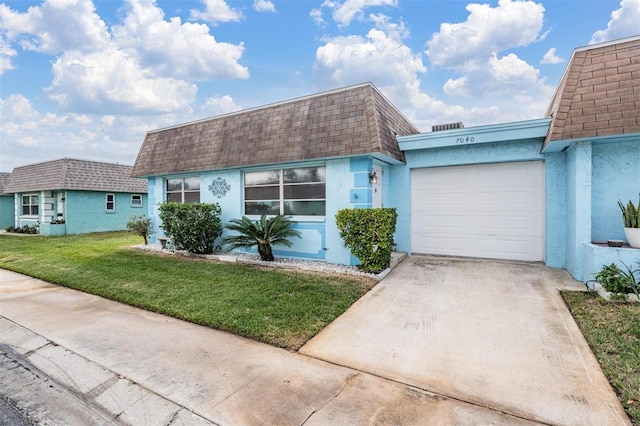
[221,214,301,261]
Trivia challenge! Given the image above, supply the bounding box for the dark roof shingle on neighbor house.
[132,83,420,177]
[544,35,640,148]
[3,158,147,194]
[0,172,11,195]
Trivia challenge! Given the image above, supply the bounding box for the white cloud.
[253,0,276,13]
[314,25,425,97]
[541,47,564,65]
[314,6,553,132]
[590,0,640,44]
[190,0,243,24]
[443,53,544,97]
[0,35,17,75]
[1,0,248,115]
[46,47,198,114]
[0,94,176,172]
[113,0,249,81]
[0,0,109,54]
[423,0,552,118]
[201,95,242,117]
[427,0,545,70]
[310,8,325,27]
[1,94,40,120]
[319,0,398,27]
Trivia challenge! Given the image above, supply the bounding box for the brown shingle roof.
[132,83,420,177]
[4,158,147,193]
[544,35,640,147]
[0,172,11,195]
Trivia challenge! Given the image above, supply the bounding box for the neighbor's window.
[21,194,39,216]
[166,177,200,203]
[106,193,116,212]
[131,194,143,207]
[244,166,325,216]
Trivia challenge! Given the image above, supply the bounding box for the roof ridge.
[59,158,70,189]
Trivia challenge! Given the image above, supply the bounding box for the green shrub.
[222,214,301,261]
[126,215,154,245]
[335,208,397,273]
[158,202,222,254]
[594,262,640,296]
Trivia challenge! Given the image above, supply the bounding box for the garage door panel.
[411,162,544,262]
[418,214,467,229]
[473,191,539,207]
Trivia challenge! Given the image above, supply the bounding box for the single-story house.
[3,158,148,236]
[132,83,419,264]
[0,172,13,229]
[132,35,640,282]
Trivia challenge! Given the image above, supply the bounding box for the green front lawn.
[0,232,375,350]
[562,291,640,425]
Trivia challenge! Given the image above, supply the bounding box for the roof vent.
[432,122,464,132]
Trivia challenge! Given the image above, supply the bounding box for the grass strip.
[562,291,640,425]
[0,232,375,350]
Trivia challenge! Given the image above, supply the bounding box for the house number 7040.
[455,136,475,143]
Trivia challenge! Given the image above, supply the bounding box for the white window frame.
[243,166,326,220]
[166,177,200,204]
[106,193,116,212]
[21,194,39,216]
[131,194,143,207]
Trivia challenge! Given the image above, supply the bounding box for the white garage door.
[411,161,544,261]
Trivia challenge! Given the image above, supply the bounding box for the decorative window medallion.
[209,177,231,199]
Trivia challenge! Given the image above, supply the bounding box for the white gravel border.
[132,243,389,280]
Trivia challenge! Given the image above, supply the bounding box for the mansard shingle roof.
[544,35,640,148]
[4,158,147,194]
[132,83,420,177]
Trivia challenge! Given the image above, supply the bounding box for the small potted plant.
[618,194,640,248]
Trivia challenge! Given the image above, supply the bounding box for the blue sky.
[1,0,639,172]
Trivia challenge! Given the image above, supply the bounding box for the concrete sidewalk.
[1,268,541,425]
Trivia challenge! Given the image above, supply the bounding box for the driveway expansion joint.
[298,350,554,425]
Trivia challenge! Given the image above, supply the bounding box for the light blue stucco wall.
[388,164,411,253]
[591,140,640,242]
[565,143,593,281]
[147,157,381,264]
[0,195,13,229]
[544,153,567,268]
[325,158,353,264]
[13,190,146,234]
[562,138,640,282]
[582,244,640,285]
[65,191,148,234]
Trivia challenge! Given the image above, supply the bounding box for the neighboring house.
[4,158,148,236]
[0,172,13,229]
[132,35,640,282]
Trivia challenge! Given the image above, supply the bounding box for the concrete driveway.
[300,255,630,426]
